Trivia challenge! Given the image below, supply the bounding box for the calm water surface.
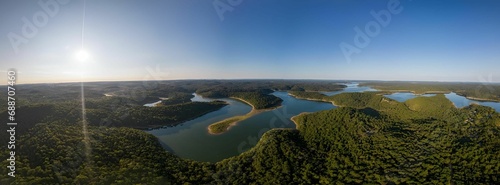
[383,93,436,102]
[321,83,378,96]
[148,92,334,162]
[445,92,500,112]
[383,92,500,112]
[148,85,500,162]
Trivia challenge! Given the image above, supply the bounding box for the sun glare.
[76,49,90,62]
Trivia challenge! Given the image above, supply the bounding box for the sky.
[1,0,499,84]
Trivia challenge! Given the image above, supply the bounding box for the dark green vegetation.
[230,92,282,109]
[195,80,345,109]
[289,91,329,101]
[293,93,500,184]
[125,101,227,129]
[0,80,345,140]
[363,81,500,101]
[0,95,227,132]
[213,129,320,184]
[0,123,215,184]
[196,87,283,110]
[201,81,346,134]
[1,80,500,184]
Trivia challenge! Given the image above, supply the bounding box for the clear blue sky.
[1,0,499,84]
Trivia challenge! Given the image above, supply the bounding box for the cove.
[322,82,378,96]
[147,92,335,162]
[148,85,500,163]
[383,92,436,102]
[383,92,500,112]
[445,92,500,112]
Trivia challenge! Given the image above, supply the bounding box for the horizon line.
[2,78,500,86]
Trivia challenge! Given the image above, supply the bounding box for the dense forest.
[0,96,227,137]
[123,101,227,129]
[194,80,345,109]
[1,80,499,184]
[294,93,500,184]
[289,91,329,101]
[0,123,215,184]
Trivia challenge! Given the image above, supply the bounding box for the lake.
[384,92,500,112]
[445,92,500,112]
[383,93,436,102]
[148,84,500,162]
[147,92,334,162]
[321,82,377,96]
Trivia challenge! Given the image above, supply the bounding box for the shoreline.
[231,97,283,113]
[287,92,328,102]
[287,92,340,107]
[374,89,452,95]
[207,110,259,135]
[207,97,281,135]
[462,96,500,103]
[374,89,500,103]
[290,112,311,130]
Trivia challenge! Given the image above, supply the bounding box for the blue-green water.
[148,92,334,162]
[148,85,500,162]
[321,83,377,96]
[383,93,436,102]
[190,93,213,102]
[445,92,500,112]
[384,92,500,112]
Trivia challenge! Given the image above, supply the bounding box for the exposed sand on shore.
[207,97,281,135]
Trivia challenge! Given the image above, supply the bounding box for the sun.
[75,49,90,62]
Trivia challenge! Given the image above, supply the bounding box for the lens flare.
[76,49,90,62]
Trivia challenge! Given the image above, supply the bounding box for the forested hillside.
[0,123,214,184]
[294,93,500,184]
[1,81,499,184]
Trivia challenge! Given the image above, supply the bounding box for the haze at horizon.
[1,0,499,84]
